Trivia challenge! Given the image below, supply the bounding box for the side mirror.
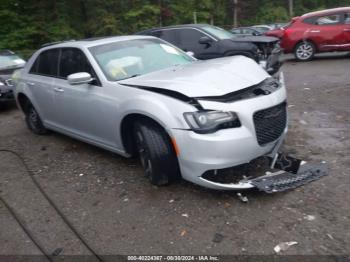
[67,72,94,85]
[198,36,213,45]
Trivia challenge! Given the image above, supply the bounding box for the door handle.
[54,87,64,93]
[27,82,35,86]
[310,30,320,33]
[343,28,350,32]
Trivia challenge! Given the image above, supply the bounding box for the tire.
[25,103,48,135]
[294,41,316,61]
[134,120,180,186]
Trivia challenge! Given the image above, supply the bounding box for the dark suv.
[136,24,282,74]
[0,50,25,108]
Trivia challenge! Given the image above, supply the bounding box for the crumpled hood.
[119,56,269,97]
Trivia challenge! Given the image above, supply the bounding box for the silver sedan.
[13,36,287,190]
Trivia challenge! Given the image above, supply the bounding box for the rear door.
[26,49,59,122]
[339,12,350,50]
[307,13,343,51]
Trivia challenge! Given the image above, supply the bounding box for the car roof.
[40,35,156,50]
[136,24,211,34]
[232,27,256,29]
[302,7,350,18]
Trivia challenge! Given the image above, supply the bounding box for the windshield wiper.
[117,74,142,81]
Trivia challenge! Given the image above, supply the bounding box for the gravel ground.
[0,53,349,258]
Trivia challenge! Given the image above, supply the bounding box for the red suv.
[266,7,350,61]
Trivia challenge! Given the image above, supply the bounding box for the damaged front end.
[258,41,283,75]
[201,154,328,193]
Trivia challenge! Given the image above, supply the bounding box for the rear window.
[345,13,350,24]
[315,14,341,25]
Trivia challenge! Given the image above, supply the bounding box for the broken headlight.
[184,111,241,134]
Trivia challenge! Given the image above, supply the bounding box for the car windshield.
[0,51,25,70]
[201,25,234,40]
[89,38,194,81]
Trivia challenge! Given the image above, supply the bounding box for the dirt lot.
[0,53,349,259]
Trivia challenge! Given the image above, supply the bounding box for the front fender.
[118,94,193,133]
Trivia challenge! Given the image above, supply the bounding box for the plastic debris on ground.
[304,215,316,221]
[212,233,224,243]
[274,241,298,253]
[237,193,248,203]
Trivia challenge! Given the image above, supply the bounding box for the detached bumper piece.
[250,163,328,193]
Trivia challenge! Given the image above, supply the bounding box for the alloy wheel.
[135,131,153,177]
[296,42,314,60]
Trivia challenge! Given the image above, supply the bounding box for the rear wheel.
[25,103,48,135]
[294,41,315,61]
[134,120,180,186]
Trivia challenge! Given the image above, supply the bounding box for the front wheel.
[134,120,180,186]
[25,103,48,135]
[294,41,315,61]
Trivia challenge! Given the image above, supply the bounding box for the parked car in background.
[251,25,274,34]
[266,7,350,61]
[13,36,290,190]
[268,23,289,30]
[136,24,282,74]
[231,27,263,36]
[0,50,26,108]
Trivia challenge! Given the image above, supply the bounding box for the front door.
[52,48,118,147]
[177,28,219,59]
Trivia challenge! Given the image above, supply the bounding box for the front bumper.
[173,128,286,190]
[171,84,288,190]
[0,87,14,102]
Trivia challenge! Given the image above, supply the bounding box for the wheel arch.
[120,113,175,157]
[17,93,31,113]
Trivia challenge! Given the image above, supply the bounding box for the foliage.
[0,0,348,51]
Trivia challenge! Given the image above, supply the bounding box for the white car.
[14,36,292,190]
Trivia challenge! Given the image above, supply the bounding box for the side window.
[153,30,178,45]
[242,28,254,34]
[59,48,94,79]
[315,14,341,25]
[303,17,316,25]
[231,29,241,34]
[29,49,59,77]
[345,13,350,24]
[177,29,206,50]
